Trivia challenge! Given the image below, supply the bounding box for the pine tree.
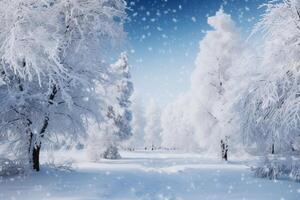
[88,52,134,160]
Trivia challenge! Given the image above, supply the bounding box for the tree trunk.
[32,145,41,171]
[224,149,228,161]
[221,139,228,161]
[28,134,41,171]
[29,85,57,171]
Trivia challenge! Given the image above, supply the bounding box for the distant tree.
[0,0,127,171]
[124,91,145,150]
[160,93,197,151]
[144,99,161,150]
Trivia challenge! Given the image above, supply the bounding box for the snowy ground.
[0,151,299,200]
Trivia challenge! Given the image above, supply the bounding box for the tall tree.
[0,0,127,171]
[159,8,245,155]
[190,8,243,158]
[110,52,134,141]
[239,0,300,154]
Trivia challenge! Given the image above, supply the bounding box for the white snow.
[0,150,299,200]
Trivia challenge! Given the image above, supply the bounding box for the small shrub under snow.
[44,160,74,172]
[253,157,290,180]
[289,165,300,182]
[0,158,24,177]
[253,156,300,182]
[102,146,121,160]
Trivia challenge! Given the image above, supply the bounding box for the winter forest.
[0,0,300,199]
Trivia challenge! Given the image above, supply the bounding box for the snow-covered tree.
[238,0,300,154]
[88,52,133,160]
[159,8,246,156]
[109,52,134,141]
[0,0,127,171]
[190,8,244,158]
[123,91,145,150]
[161,93,198,151]
[144,99,161,150]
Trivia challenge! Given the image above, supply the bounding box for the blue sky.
[125,0,267,106]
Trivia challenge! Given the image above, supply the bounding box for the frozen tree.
[88,52,133,160]
[109,52,134,143]
[144,99,161,150]
[159,8,246,156]
[190,8,244,158]
[238,0,300,154]
[161,93,198,151]
[123,91,145,150]
[0,0,127,171]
